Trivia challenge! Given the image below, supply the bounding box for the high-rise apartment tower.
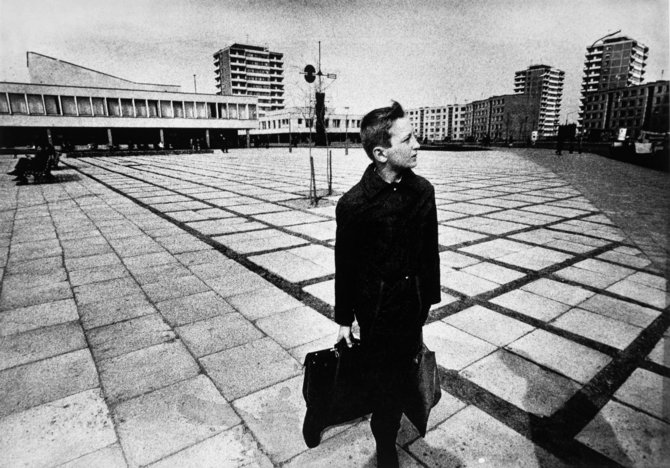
[579,35,648,123]
[514,64,564,137]
[213,43,285,117]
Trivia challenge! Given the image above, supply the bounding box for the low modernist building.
[0,52,259,149]
[464,93,539,142]
[580,80,668,140]
[406,105,467,142]
[250,107,361,145]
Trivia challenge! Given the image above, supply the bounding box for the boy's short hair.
[360,101,405,160]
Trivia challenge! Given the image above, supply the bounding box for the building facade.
[406,105,467,142]
[580,35,648,125]
[0,52,258,149]
[213,43,285,117]
[465,94,538,142]
[250,107,361,145]
[514,64,564,137]
[580,80,669,140]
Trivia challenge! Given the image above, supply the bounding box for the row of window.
[259,117,362,130]
[0,92,257,120]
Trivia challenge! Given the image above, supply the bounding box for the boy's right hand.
[336,325,353,348]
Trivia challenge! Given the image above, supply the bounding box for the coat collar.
[361,163,420,199]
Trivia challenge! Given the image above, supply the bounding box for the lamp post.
[344,106,349,155]
[288,110,292,153]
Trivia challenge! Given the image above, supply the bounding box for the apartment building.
[213,43,285,117]
[514,64,564,137]
[406,104,467,142]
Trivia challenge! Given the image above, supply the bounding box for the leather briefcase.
[403,343,441,437]
[302,338,372,448]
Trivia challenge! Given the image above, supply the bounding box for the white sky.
[1,0,668,121]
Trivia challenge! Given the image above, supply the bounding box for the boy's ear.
[372,146,387,163]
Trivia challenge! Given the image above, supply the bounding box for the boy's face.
[382,118,420,171]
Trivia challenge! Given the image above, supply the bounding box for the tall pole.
[193,74,197,93]
[344,106,349,155]
[288,112,292,153]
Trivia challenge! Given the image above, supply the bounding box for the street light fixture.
[344,106,349,155]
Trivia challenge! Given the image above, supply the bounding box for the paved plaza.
[0,147,668,467]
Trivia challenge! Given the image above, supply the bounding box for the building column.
[159,129,165,148]
[46,128,53,145]
[245,129,250,148]
[205,129,210,149]
[107,128,113,147]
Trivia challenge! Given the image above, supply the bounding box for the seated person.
[7,139,55,182]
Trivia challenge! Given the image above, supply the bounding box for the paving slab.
[0,280,73,310]
[115,375,240,467]
[409,405,571,468]
[606,278,669,309]
[201,337,302,401]
[0,349,98,418]
[177,312,264,357]
[491,289,571,322]
[576,400,670,468]
[156,290,235,327]
[521,278,595,306]
[397,389,467,446]
[0,388,117,468]
[226,286,305,321]
[0,321,87,371]
[213,228,307,254]
[88,313,176,361]
[97,340,199,403]
[506,329,611,384]
[578,294,661,328]
[142,274,210,302]
[461,350,580,417]
[0,298,78,336]
[255,305,338,349]
[59,443,127,468]
[424,321,496,371]
[79,293,156,330]
[613,368,669,423]
[551,308,643,350]
[443,305,535,347]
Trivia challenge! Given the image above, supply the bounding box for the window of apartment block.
[92,97,105,116]
[173,102,184,118]
[298,118,303,125]
[9,93,28,114]
[61,96,77,115]
[208,103,217,118]
[0,93,9,113]
[306,118,313,128]
[239,105,248,119]
[27,94,45,114]
[44,95,60,115]
[147,100,158,117]
[184,102,195,118]
[107,98,121,116]
[77,96,92,116]
[135,100,147,117]
[218,103,228,118]
[249,104,257,119]
[229,103,238,119]
[160,101,173,118]
[196,102,207,118]
[121,99,134,117]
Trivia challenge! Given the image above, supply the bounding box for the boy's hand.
[336,326,353,347]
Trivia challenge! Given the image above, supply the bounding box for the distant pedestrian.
[556,135,564,155]
[221,135,228,153]
[334,101,440,468]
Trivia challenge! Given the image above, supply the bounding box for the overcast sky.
[1,0,668,121]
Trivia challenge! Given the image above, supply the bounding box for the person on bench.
[7,138,55,183]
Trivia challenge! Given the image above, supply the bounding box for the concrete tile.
[521,278,594,306]
[490,289,571,322]
[607,279,668,309]
[423,321,496,371]
[79,293,156,330]
[286,220,337,241]
[554,265,620,288]
[498,246,572,271]
[156,291,235,327]
[551,308,642,350]
[409,405,570,468]
[626,271,666,291]
[303,279,335,306]
[5,255,63,275]
[226,286,305,321]
[288,333,340,365]
[232,376,324,465]
[9,238,62,262]
[201,337,301,401]
[397,389,467,446]
[177,312,264,357]
[143,275,210,302]
[147,425,273,468]
[2,269,68,291]
[186,218,265,236]
[458,238,530,259]
[507,329,611,384]
[0,280,73,310]
[285,419,422,468]
[124,251,177,270]
[0,298,78,336]
[98,341,199,403]
[204,271,274,297]
[0,388,117,468]
[614,368,668,423]
[249,246,334,282]
[440,269,499,296]
[647,337,668,367]
[65,252,122,271]
[175,248,224,266]
[255,306,338,349]
[115,375,241,467]
[88,314,175,361]
[0,321,86,371]
[576,400,669,467]
[213,228,307,254]
[461,350,579,417]
[437,226,487,246]
[597,250,652,269]
[188,258,249,280]
[253,210,327,226]
[69,263,130,287]
[579,294,661,328]
[130,261,193,285]
[439,250,480,268]
[58,443,126,468]
[74,276,142,305]
[0,349,98,418]
[461,262,525,284]
[443,305,534,347]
